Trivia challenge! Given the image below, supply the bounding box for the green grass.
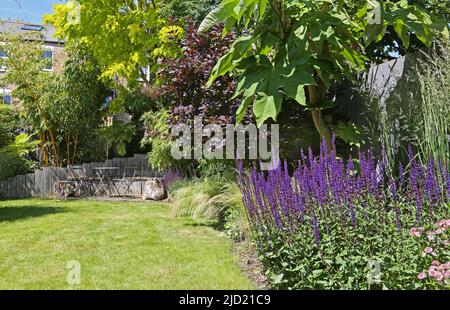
[0,199,255,290]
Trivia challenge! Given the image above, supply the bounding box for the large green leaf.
[198,0,241,33]
[253,91,281,127]
[234,55,316,125]
[199,0,268,33]
[206,35,254,87]
[281,66,315,105]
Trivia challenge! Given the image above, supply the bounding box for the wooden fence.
[0,154,160,199]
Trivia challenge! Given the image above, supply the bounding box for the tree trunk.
[72,129,79,164]
[40,132,49,166]
[48,128,61,167]
[308,85,332,151]
[306,1,333,151]
[66,133,71,166]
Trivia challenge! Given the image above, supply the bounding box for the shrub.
[98,121,135,157]
[0,105,22,148]
[412,219,450,288]
[211,182,250,241]
[238,140,450,289]
[360,41,450,166]
[157,22,239,128]
[170,176,249,240]
[141,108,182,171]
[162,166,183,190]
[0,134,38,181]
[153,22,253,175]
[170,177,223,219]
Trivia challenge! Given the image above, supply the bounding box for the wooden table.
[93,167,120,196]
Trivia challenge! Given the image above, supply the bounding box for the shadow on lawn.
[184,221,222,230]
[0,206,68,223]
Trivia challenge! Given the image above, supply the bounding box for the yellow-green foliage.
[170,178,250,241]
[170,177,223,220]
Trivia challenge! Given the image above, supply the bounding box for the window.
[2,95,12,105]
[42,50,53,71]
[138,66,150,82]
[21,25,44,32]
[0,50,6,72]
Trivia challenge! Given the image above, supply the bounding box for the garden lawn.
[0,199,254,289]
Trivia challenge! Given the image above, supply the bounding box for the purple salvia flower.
[390,177,401,232]
[445,163,450,202]
[399,162,404,190]
[425,157,439,221]
[313,215,321,249]
[349,201,357,229]
[408,144,414,163]
[416,190,423,224]
[381,145,389,170]
[300,148,306,166]
[390,177,397,203]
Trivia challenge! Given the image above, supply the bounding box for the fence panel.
[0,155,155,199]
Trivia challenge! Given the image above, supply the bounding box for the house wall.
[52,44,67,74]
[0,42,67,107]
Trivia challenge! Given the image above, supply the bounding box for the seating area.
[54,165,166,200]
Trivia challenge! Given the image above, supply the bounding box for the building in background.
[0,21,66,105]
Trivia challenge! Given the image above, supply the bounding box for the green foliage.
[210,182,250,241]
[0,133,39,157]
[254,202,449,289]
[335,121,364,148]
[0,154,32,182]
[200,0,448,127]
[170,176,249,241]
[361,41,450,165]
[0,134,39,181]
[410,220,450,289]
[0,30,108,166]
[0,105,21,148]
[170,177,224,219]
[159,0,219,23]
[99,121,136,157]
[44,0,184,90]
[141,108,175,171]
[109,87,155,118]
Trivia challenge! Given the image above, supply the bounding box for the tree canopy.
[199,0,449,148]
[44,0,184,90]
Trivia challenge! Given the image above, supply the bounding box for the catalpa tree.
[199,0,449,149]
[44,0,184,90]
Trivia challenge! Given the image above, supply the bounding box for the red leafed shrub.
[158,23,245,127]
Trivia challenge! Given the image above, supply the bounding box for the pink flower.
[429,269,438,277]
[424,247,433,253]
[410,228,422,237]
[436,228,445,234]
[427,232,435,241]
[437,265,446,272]
[442,240,450,247]
[435,273,444,281]
[435,220,445,228]
[445,270,450,278]
[432,260,440,266]
[418,272,427,280]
